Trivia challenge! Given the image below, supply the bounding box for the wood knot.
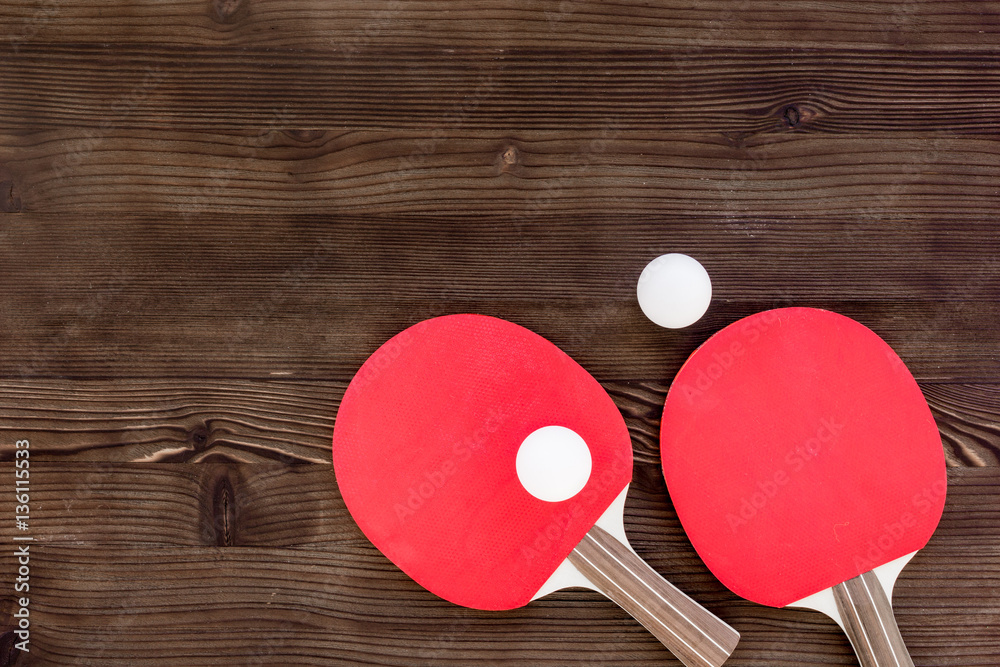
[189,424,210,451]
[782,105,801,128]
[211,0,246,24]
[499,145,519,173]
[0,180,20,213]
[282,129,326,143]
[779,103,819,130]
[205,466,239,546]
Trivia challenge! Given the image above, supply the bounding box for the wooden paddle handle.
[568,525,739,667]
[832,571,915,667]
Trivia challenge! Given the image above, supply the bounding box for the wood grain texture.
[2,217,999,381]
[923,385,1000,467]
[3,0,999,50]
[3,130,999,217]
[0,379,997,466]
[0,465,996,666]
[3,46,1000,132]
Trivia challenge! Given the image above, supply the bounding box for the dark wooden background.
[2,1,999,665]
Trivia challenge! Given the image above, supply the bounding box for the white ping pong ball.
[636,253,712,329]
[516,426,593,503]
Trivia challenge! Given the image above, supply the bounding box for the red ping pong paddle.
[661,307,946,667]
[333,314,739,667]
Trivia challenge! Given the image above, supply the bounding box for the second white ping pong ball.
[516,426,592,503]
[637,253,712,329]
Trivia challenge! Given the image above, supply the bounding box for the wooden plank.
[3,0,999,50]
[2,215,999,382]
[0,380,997,465]
[5,213,999,304]
[0,468,996,665]
[3,46,1000,132]
[0,463,994,549]
[3,130,1000,217]
[2,292,997,382]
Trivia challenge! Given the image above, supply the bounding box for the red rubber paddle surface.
[333,314,632,610]
[660,308,946,608]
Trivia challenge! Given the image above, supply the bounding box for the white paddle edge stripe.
[788,551,918,631]
[531,484,631,599]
